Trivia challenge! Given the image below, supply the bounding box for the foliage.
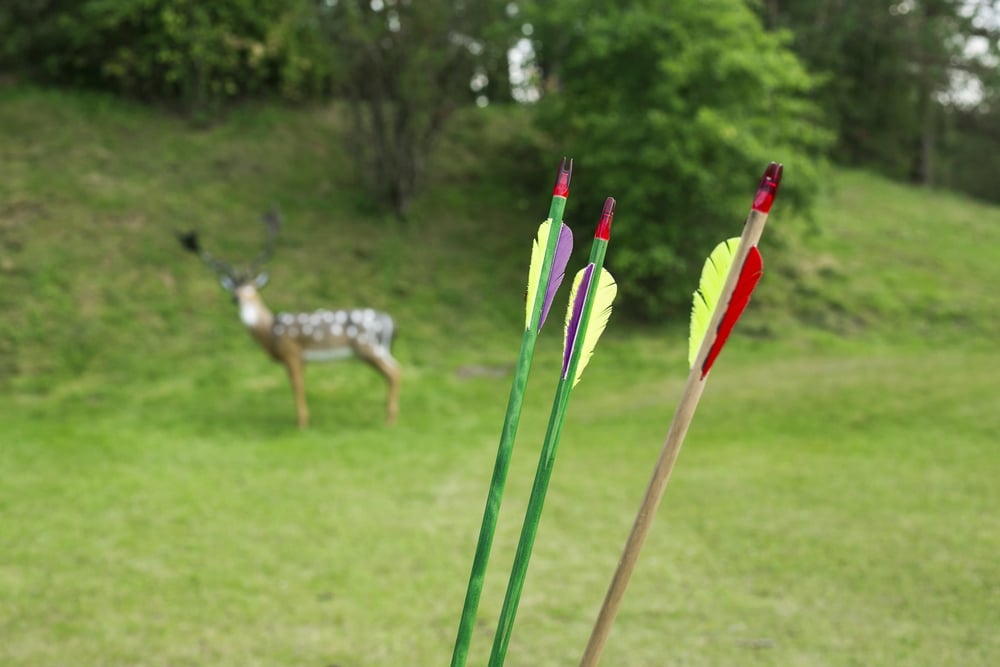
[524,0,831,318]
[0,0,334,112]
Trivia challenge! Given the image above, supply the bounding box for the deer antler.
[177,229,239,278]
[250,205,282,273]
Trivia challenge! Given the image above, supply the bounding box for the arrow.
[449,158,575,667]
[488,198,618,667]
[579,162,782,667]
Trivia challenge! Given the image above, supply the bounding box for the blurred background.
[1,1,998,666]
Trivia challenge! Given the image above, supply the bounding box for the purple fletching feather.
[562,263,594,379]
[538,223,574,332]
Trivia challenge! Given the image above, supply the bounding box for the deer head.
[178,205,280,293]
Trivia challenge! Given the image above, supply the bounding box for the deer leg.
[385,359,401,425]
[364,352,401,425]
[284,356,309,428]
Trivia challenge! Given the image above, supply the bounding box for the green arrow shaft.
[487,375,572,667]
[449,167,570,667]
[488,201,614,667]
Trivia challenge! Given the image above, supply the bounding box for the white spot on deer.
[322,311,334,322]
[372,320,383,332]
[332,324,343,336]
[347,325,358,338]
[280,313,293,324]
[364,308,375,322]
[335,311,348,324]
[351,309,362,323]
[297,313,308,324]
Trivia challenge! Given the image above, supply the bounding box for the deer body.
[181,209,400,428]
[235,283,400,427]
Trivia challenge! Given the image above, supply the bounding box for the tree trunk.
[920,99,935,186]
[765,0,780,29]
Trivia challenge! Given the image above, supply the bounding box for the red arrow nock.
[752,162,783,213]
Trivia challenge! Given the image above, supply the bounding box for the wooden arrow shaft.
[579,207,769,667]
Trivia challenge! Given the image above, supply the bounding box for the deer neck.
[235,285,274,338]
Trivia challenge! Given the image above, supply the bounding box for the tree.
[764,0,1000,191]
[524,0,830,318]
[317,0,517,217]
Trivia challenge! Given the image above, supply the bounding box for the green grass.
[1,85,999,666]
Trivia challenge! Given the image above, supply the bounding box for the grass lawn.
[1,86,998,666]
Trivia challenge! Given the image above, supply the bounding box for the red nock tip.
[752,161,783,213]
[553,156,573,198]
[595,197,615,240]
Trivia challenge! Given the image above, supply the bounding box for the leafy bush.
[526,0,831,318]
[0,0,334,111]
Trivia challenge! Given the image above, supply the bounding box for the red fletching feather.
[701,246,763,378]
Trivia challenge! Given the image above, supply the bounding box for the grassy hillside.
[1,86,998,667]
[0,85,552,392]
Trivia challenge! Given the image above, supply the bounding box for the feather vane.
[689,239,764,377]
[524,220,552,329]
[563,265,617,386]
[539,223,574,331]
[701,246,763,377]
[688,237,739,367]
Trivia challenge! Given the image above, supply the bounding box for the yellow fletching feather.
[525,219,552,329]
[572,268,617,387]
[688,238,739,367]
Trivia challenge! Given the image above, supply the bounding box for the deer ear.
[255,272,269,289]
[220,275,236,292]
